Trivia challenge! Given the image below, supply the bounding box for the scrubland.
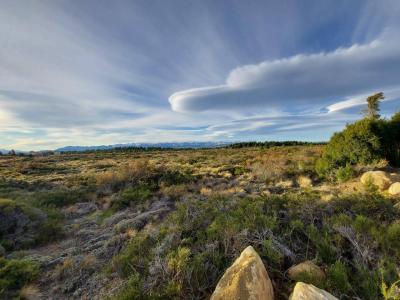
[0,145,399,299]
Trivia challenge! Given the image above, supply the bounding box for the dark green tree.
[364,92,384,119]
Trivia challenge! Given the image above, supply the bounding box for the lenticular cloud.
[169,30,400,113]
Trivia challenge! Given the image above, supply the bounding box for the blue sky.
[0,0,399,150]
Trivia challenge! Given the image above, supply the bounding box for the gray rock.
[45,256,66,268]
[64,202,97,218]
[104,209,135,226]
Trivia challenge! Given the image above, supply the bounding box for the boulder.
[360,171,392,190]
[210,246,274,300]
[388,182,400,196]
[287,261,325,283]
[298,176,312,188]
[289,282,338,300]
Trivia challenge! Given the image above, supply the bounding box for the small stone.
[289,282,338,300]
[388,182,400,196]
[287,261,325,283]
[360,171,392,191]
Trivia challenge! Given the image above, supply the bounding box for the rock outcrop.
[388,182,400,196]
[287,261,325,283]
[210,246,274,300]
[289,282,338,300]
[360,171,392,190]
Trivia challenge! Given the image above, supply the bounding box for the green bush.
[326,260,351,293]
[110,192,400,299]
[112,234,156,278]
[316,118,383,179]
[32,188,91,207]
[112,272,143,300]
[335,164,355,182]
[159,170,194,186]
[112,185,153,210]
[317,103,400,179]
[0,258,39,297]
[0,198,64,250]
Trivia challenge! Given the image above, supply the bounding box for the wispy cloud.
[0,0,399,150]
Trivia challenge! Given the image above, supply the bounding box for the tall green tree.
[364,92,384,119]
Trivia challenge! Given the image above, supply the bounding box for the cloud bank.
[169,30,400,113]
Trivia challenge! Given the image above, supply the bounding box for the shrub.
[381,273,400,300]
[384,221,400,258]
[317,102,400,179]
[306,225,337,264]
[32,188,91,207]
[167,247,191,280]
[96,160,151,193]
[112,234,156,278]
[112,273,143,300]
[111,185,153,210]
[335,164,355,182]
[326,260,351,294]
[316,118,383,179]
[0,258,39,298]
[0,198,63,250]
[110,191,400,299]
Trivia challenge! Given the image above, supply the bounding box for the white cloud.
[169,29,400,113]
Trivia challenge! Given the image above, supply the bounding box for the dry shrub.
[200,187,213,196]
[160,184,187,200]
[19,284,40,299]
[54,257,74,280]
[249,160,286,183]
[80,255,97,270]
[96,159,151,193]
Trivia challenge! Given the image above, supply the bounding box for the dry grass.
[19,284,40,300]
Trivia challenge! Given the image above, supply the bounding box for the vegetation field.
[0,141,399,300]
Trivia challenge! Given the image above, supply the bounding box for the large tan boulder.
[210,246,274,300]
[287,261,325,283]
[388,182,400,196]
[360,171,392,190]
[289,282,338,300]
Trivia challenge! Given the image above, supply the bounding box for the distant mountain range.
[0,149,26,155]
[55,142,232,152]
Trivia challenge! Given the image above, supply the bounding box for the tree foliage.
[317,92,400,179]
[365,92,384,119]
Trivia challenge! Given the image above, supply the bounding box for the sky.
[1,0,400,150]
